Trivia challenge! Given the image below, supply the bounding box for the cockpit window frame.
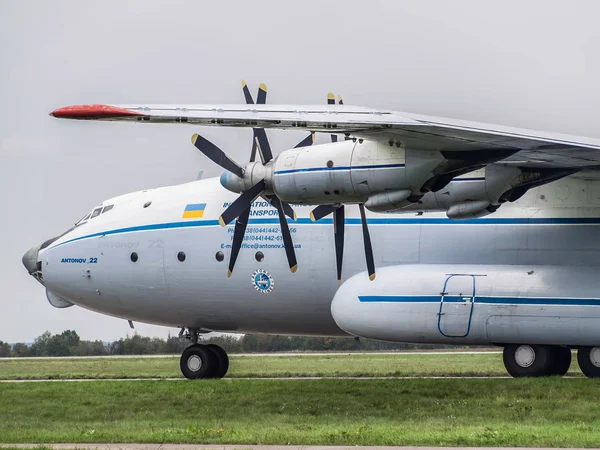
[101,204,114,214]
[90,207,102,219]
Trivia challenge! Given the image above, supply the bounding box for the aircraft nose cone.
[22,245,40,274]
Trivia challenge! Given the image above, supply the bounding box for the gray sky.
[2,0,600,342]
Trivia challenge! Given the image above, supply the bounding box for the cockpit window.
[77,213,91,225]
[91,208,102,219]
[101,204,114,214]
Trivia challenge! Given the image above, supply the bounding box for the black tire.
[206,344,229,379]
[180,344,216,379]
[548,347,572,376]
[577,346,600,378]
[503,344,553,378]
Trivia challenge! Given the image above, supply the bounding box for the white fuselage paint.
[37,175,600,344]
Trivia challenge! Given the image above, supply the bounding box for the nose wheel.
[180,343,229,380]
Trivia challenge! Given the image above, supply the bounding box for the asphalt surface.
[0,445,596,450]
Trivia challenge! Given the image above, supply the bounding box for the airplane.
[22,82,600,380]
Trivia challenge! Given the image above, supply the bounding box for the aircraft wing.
[51,103,600,169]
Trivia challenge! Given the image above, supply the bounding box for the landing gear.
[577,346,600,378]
[206,343,230,379]
[178,329,230,380]
[503,344,572,377]
[503,344,553,377]
[549,346,572,376]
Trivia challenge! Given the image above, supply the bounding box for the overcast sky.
[2,0,600,342]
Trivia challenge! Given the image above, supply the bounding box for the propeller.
[315,93,374,283]
[190,81,312,277]
[310,203,376,284]
[327,93,350,142]
[241,80,313,220]
[192,133,298,277]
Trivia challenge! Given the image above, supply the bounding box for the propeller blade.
[334,206,345,285]
[242,80,254,104]
[254,129,274,163]
[359,204,376,281]
[294,132,315,149]
[219,179,266,226]
[263,196,296,221]
[257,83,267,104]
[310,204,337,222]
[228,206,251,277]
[337,95,351,140]
[249,139,259,162]
[272,197,298,273]
[191,134,244,179]
[327,93,338,143]
[280,201,297,221]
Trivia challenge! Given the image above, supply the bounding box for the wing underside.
[51,103,600,169]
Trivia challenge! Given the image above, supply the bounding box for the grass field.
[0,352,585,380]
[1,378,599,446]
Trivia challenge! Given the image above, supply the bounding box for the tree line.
[0,330,461,357]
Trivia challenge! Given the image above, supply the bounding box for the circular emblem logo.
[251,269,274,294]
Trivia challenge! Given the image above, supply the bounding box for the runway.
[1,445,597,450]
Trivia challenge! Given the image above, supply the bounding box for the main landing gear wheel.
[206,344,229,379]
[548,346,572,376]
[503,344,553,377]
[180,344,215,379]
[577,346,600,378]
[179,344,230,380]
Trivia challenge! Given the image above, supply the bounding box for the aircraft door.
[438,275,475,338]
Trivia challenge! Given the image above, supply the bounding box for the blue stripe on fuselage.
[49,216,600,249]
[358,295,600,306]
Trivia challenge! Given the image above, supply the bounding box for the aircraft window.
[101,205,114,214]
[91,208,102,219]
[76,213,91,225]
[177,251,186,262]
[143,201,152,208]
[255,251,264,262]
[130,252,138,263]
[215,251,224,262]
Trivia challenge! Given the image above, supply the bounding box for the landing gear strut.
[178,328,229,380]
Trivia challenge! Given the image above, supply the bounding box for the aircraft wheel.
[547,346,571,376]
[503,344,553,378]
[577,346,600,378]
[180,344,216,379]
[206,344,229,379]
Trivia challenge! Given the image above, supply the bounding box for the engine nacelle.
[402,164,577,219]
[269,140,444,205]
[331,265,600,346]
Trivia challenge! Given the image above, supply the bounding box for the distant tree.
[0,341,11,357]
[74,340,107,356]
[11,343,31,357]
[163,333,187,354]
[30,331,52,356]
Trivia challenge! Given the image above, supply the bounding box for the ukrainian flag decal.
[182,203,206,219]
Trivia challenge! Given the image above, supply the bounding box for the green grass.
[0,379,599,446]
[0,352,585,380]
